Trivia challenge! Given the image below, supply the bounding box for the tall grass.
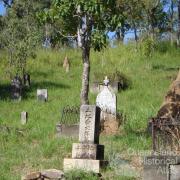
[0,42,179,179]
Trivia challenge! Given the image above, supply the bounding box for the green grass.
[0,43,180,179]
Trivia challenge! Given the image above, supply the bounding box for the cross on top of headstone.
[103,76,109,86]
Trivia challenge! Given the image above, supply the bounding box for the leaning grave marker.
[64,105,107,173]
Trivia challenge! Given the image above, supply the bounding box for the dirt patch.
[100,113,120,135]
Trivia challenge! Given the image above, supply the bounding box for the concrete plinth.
[64,158,107,173]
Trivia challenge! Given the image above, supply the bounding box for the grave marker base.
[64,159,108,173]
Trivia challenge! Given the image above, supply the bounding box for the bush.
[139,37,156,57]
[93,70,131,90]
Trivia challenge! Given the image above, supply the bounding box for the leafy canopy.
[41,0,122,51]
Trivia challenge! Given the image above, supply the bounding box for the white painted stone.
[37,89,48,102]
[21,111,28,125]
[64,158,107,173]
[96,78,116,115]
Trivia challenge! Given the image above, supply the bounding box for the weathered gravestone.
[21,111,28,125]
[37,89,48,102]
[23,73,30,87]
[11,75,22,101]
[64,105,108,173]
[63,56,70,73]
[96,77,119,134]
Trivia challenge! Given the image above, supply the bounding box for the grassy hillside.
[0,43,179,179]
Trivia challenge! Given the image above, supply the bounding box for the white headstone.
[37,89,48,102]
[96,77,116,115]
[21,111,28,125]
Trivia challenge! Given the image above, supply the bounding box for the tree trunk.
[80,46,90,105]
[170,0,174,46]
[134,26,138,42]
[177,0,180,47]
[116,28,124,43]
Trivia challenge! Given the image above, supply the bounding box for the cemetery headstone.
[11,75,22,101]
[23,73,30,87]
[96,77,119,134]
[63,56,70,73]
[37,89,48,102]
[96,76,116,115]
[64,105,107,173]
[21,111,28,125]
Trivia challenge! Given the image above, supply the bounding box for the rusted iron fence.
[152,118,180,152]
[60,105,80,125]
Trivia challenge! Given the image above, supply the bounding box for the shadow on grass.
[0,84,11,100]
[0,81,70,100]
[23,81,70,99]
[152,65,179,71]
[31,71,55,78]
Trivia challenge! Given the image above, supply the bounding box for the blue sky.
[0,2,6,15]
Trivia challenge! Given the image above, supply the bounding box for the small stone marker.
[11,75,22,101]
[41,169,64,179]
[63,56,70,73]
[37,89,48,102]
[22,169,64,180]
[64,105,108,173]
[21,111,28,125]
[23,73,30,87]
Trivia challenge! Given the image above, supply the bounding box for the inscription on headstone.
[72,143,104,160]
[79,105,100,144]
[37,89,48,102]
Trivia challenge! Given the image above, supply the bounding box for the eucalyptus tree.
[141,0,167,39]
[44,0,122,104]
[0,0,40,79]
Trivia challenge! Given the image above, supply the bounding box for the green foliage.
[93,70,131,90]
[0,44,179,179]
[42,0,122,51]
[65,170,99,180]
[0,0,41,78]
[140,36,156,57]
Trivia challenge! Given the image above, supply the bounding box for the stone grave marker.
[21,111,28,125]
[37,89,48,102]
[63,56,70,73]
[23,73,30,87]
[96,76,119,134]
[96,76,116,116]
[11,75,22,101]
[64,105,107,173]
